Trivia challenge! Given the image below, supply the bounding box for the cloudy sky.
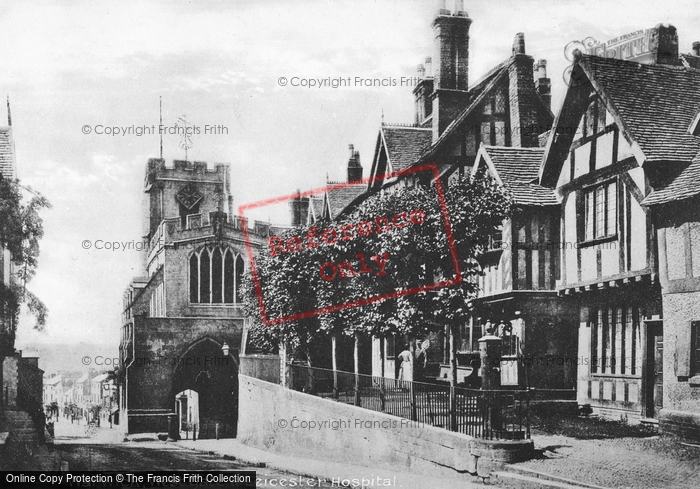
[5,0,698,359]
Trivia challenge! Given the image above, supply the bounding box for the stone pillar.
[479,334,503,437]
[279,342,288,388]
[479,334,502,390]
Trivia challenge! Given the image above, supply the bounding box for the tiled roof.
[0,127,14,179]
[643,155,700,205]
[421,59,511,160]
[308,196,324,223]
[91,373,109,383]
[580,55,700,163]
[381,125,432,172]
[481,146,556,206]
[325,184,367,219]
[45,375,62,386]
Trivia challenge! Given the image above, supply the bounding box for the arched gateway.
[118,158,269,437]
[172,338,238,439]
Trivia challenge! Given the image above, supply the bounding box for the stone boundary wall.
[238,375,533,478]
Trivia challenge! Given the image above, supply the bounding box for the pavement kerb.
[502,465,610,489]
[162,439,488,489]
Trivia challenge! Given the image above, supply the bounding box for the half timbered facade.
[540,35,700,428]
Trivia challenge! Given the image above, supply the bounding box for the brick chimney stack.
[431,0,472,141]
[288,191,309,227]
[347,144,363,183]
[534,59,552,112]
[692,41,700,57]
[650,24,679,65]
[433,1,471,91]
[414,58,434,125]
[508,33,539,147]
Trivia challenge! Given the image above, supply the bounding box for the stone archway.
[171,337,238,439]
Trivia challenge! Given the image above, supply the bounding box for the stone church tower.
[119,158,268,438]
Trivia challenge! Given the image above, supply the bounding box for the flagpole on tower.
[159,96,163,160]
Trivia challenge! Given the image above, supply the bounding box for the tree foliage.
[243,169,512,360]
[0,176,51,335]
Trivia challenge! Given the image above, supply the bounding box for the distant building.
[119,159,269,438]
[74,373,89,405]
[90,373,109,405]
[43,374,62,405]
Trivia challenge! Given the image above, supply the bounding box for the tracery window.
[189,246,245,304]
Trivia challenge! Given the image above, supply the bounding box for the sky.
[4,0,698,363]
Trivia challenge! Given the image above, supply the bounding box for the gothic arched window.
[189,246,245,305]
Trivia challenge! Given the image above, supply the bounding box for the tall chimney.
[650,24,679,65]
[433,4,471,91]
[288,191,309,227]
[347,144,363,183]
[431,2,472,141]
[512,32,526,55]
[414,59,435,125]
[508,33,538,147]
[534,59,552,112]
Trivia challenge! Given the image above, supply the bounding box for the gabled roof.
[0,127,15,179]
[540,54,700,186]
[368,60,512,187]
[307,196,324,224]
[423,59,510,159]
[475,146,556,206]
[91,373,109,383]
[420,57,553,163]
[368,124,432,190]
[381,125,433,172]
[76,373,89,383]
[45,375,62,386]
[324,184,367,220]
[643,155,700,206]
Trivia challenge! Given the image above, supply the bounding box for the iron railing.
[288,365,529,440]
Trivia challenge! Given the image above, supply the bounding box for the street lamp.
[221,341,229,357]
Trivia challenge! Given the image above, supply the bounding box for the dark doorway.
[172,338,238,439]
[643,320,663,419]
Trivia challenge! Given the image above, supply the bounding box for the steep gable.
[323,184,367,220]
[540,54,700,186]
[475,145,556,206]
[368,124,432,190]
